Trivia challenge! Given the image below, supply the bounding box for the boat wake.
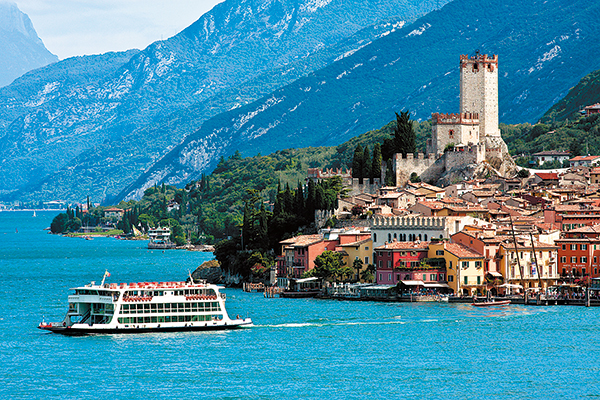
[259,320,407,329]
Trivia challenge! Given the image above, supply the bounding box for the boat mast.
[509,213,526,293]
[529,232,544,291]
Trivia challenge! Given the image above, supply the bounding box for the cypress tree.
[283,183,294,213]
[315,184,325,210]
[258,202,268,250]
[385,159,396,186]
[372,143,382,182]
[395,110,416,157]
[362,146,371,184]
[352,144,363,182]
[306,179,316,220]
[295,181,304,211]
[242,202,251,250]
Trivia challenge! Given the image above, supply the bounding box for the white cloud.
[13,0,224,59]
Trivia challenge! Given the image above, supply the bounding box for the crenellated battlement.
[372,215,447,230]
[460,53,498,67]
[307,167,352,180]
[432,112,479,125]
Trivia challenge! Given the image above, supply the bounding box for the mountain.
[0,0,447,202]
[0,2,57,87]
[116,0,600,200]
[541,68,600,123]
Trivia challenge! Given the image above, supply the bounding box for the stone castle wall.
[394,144,485,187]
[348,178,381,196]
[395,153,436,186]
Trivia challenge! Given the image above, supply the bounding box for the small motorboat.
[471,299,511,307]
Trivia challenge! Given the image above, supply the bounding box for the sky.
[12,0,224,59]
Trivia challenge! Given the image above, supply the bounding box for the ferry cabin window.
[120,302,220,314]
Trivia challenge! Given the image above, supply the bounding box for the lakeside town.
[17,53,600,307]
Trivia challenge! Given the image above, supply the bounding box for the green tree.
[50,213,69,233]
[352,144,364,183]
[371,143,382,182]
[570,139,583,157]
[362,146,371,183]
[385,159,396,186]
[360,264,376,283]
[312,251,346,280]
[409,172,421,183]
[352,258,364,282]
[383,110,416,160]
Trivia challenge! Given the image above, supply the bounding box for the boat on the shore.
[471,299,511,307]
[280,277,322,298]
[38,272,252,335]
[147,227,176,249]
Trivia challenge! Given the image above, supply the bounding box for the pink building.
[374,241,445,285]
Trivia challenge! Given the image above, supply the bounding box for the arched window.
[388,233,391,242]
[418,234,422,241]
[374,233,377,242]
[424,234,428,241]
[394,233,397,239]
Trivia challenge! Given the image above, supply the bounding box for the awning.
[296,277,319,283]
[424,283,452,289]
[499,283,523,289]
[487,271,503,278]
[400,280,425,286]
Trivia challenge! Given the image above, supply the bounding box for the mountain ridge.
[0,0,446,202]
[117,0,600,201]
[0,1,58,87]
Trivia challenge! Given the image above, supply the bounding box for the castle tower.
[459,53,500,138]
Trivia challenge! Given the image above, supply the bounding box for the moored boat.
[39,272,252,335]
[471,299,511,307]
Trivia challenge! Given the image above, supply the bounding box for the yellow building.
[429,241,485,295]
[335,238,373,282]
[498,238,559,291]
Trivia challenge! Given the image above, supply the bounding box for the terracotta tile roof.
[414,200,444,209]
[408,182,445,192]
[567,225,600,234]
[375,241,430,251]
[555,204,600,212]
[570,155,600,161]
[444,243,483,259]
[470,190,496,197]
[380,192,404,199]
[534,172,559,180]
[443,205,489,213]
[534,223,562,231]
[280,234,323,247]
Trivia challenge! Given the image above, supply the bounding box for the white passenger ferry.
[39,272,252,334]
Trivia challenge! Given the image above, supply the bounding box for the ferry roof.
[73,281,216,290]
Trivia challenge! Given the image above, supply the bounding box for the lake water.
[1,211,599,399]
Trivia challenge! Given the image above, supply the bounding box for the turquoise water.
[1,211,599,399]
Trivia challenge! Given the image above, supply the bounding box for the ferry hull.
[39,320,252,335]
